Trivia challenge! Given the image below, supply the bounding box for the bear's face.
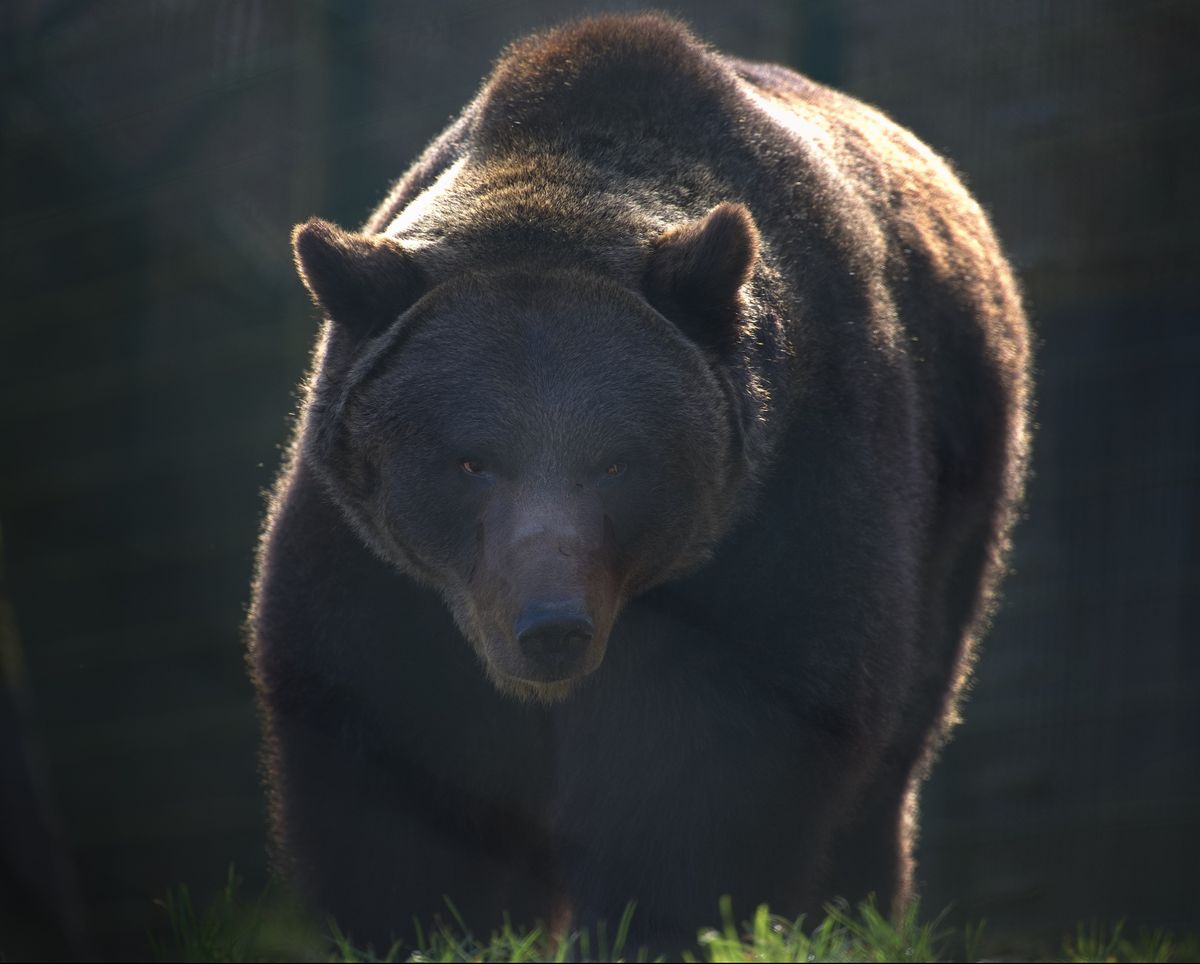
[292,206,759,701]
[314,274,732,700]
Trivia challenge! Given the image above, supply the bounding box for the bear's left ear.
[292,217,423,340]
[644,202,760,352]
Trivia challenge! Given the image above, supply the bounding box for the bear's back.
[372,13,1007,289]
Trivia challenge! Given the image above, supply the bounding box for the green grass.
[148,868,1199,963]
[149,866,324,962]
[1060,920,1200,964]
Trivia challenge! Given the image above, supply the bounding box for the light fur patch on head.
[385,156,468,242]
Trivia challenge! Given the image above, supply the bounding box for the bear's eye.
[460,458,487,477]
[605,462,627,478]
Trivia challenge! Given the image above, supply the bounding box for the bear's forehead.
[380,309,689,413]
[359,335,676,462]
[397,271,697,373]
[350,277,713,445]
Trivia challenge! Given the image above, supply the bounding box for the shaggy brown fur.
[250,12,1030,954]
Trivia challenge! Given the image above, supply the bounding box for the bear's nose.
[515,606,594,660]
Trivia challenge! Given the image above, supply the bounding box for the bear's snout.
[471,489,620,690]
[513,603,595,680]
[484,588,611,689]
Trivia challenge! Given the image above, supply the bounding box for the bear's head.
[291,204,758,701]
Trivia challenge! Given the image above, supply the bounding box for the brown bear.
[249,12,1031,954]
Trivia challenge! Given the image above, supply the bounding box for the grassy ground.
[147,867,1197,963]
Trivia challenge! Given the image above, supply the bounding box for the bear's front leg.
[253,466,561,950]
[266,693,561,953]
[551,611,879,956]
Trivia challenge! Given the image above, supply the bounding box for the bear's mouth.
[482,657,595,705]
[482,631,608,691]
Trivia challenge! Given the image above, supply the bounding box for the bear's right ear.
[644,202,760,353]
[292,218,422,339]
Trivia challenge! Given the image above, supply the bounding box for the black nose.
[515,606,595,660]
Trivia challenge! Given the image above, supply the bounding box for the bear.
[248,12,1030,955]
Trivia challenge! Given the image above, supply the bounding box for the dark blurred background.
[2,0,1197,959]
